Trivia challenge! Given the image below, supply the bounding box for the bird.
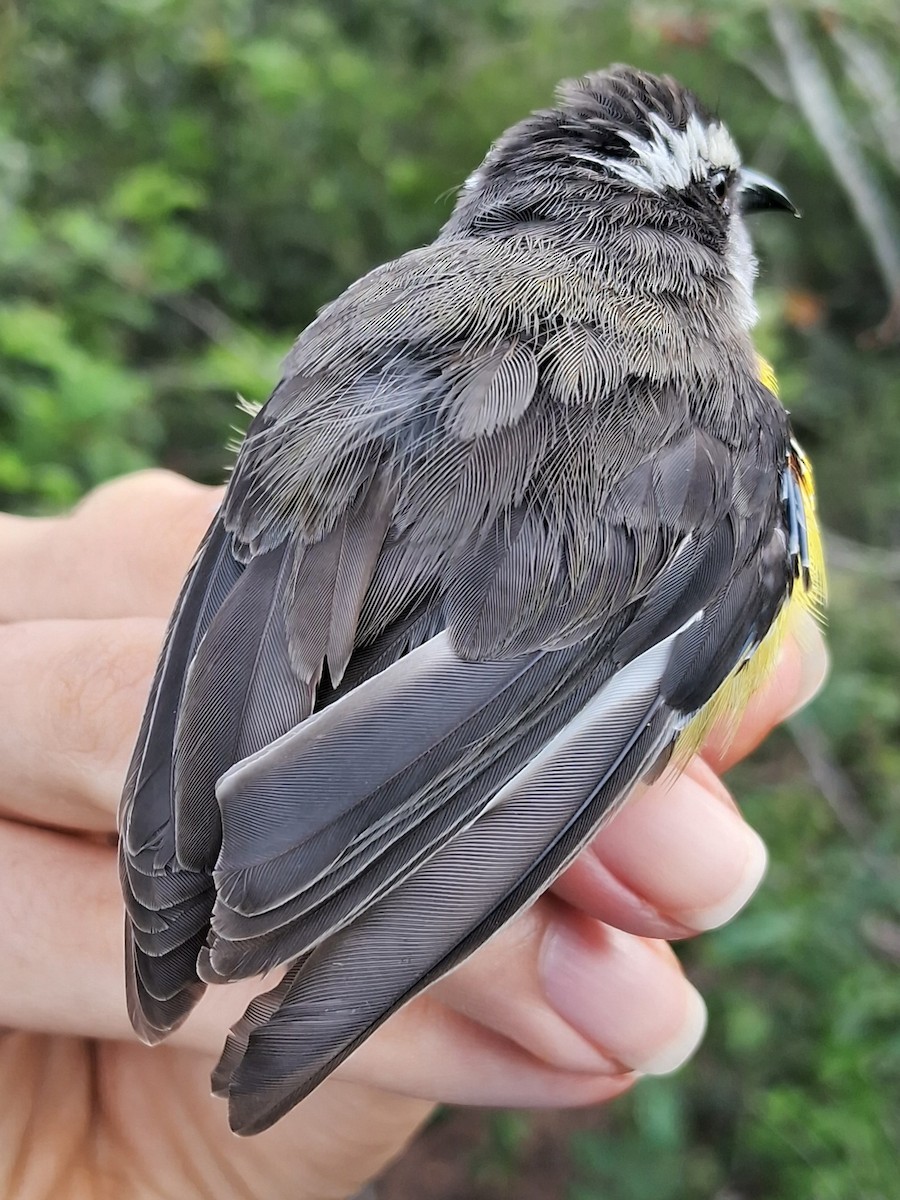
[118,64,825,1136]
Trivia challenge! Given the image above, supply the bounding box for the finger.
[0,619,162,831]
[0,612,824,965]
[552,758,768,937]
[0,1037,435,1200]
[331,998,637,1109]
[0,613,798,947]
[0,819,281,1053]
[426,894,707,1083]
[552,617,827,936]
[94,1051,437,1200]
[0,471,222,622]
[0,818,289,1050]
[3,811,710,1099]
[0,819,638,1109]
[703,612,828,772]
[0,822,131,1039]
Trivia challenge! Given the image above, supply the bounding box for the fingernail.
[591,769,769,934]
[786,611,829,717]
[679,821,768,932]
[541,920,707,1076]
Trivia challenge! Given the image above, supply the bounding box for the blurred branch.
[788,719,899,895]
[737,53,792,105]
[861,915,900,964]
[830,23,900,175]
[824,529,900,582]
[769,5,900,346]
[160,293,243,347]
[787,717,873,841]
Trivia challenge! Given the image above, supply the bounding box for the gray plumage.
[119,65,807,1134]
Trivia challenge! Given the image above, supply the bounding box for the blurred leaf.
[109,163,206,222]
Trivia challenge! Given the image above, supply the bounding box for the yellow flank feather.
[757,353,780,397]
[678,591,796,761]
[675,363,826,762]
[790,440,827,615]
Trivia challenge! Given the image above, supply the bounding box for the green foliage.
[3,1,899,1196]
[470,1112,533,1186]
[568,1079,717,1200]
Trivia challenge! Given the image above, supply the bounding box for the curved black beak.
[738,167,800,217]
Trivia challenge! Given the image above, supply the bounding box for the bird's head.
[444,65,797,324]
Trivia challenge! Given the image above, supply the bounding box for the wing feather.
[120,518,244,1039]
[218,629,687,1133]
[122,471,396,1039]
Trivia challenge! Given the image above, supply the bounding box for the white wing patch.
[482,609,703,816]
[593,112,740,194]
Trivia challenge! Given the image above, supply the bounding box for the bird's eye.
[710,171,730,205]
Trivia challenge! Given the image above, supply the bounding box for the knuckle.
[448,904,605,1074]
[47,622,159,769]
[72,470,215,527]
[484,907,609,1075]
[66,474,222,615]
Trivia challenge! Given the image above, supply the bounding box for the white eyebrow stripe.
[569,151,609,167]
[590,111,741,194]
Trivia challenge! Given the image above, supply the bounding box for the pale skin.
[0,471,828,1200]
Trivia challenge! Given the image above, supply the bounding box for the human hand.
[0,471,828,1200]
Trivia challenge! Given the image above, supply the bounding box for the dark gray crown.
[476,65,718,186]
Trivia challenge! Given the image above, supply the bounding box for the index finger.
[0,471,223,621]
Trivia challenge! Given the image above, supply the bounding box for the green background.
[2,2,898,1196]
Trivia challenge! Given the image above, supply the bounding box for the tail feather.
[121,479,395,1042]
[172,540,309,870]
[125,925,206,1038]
